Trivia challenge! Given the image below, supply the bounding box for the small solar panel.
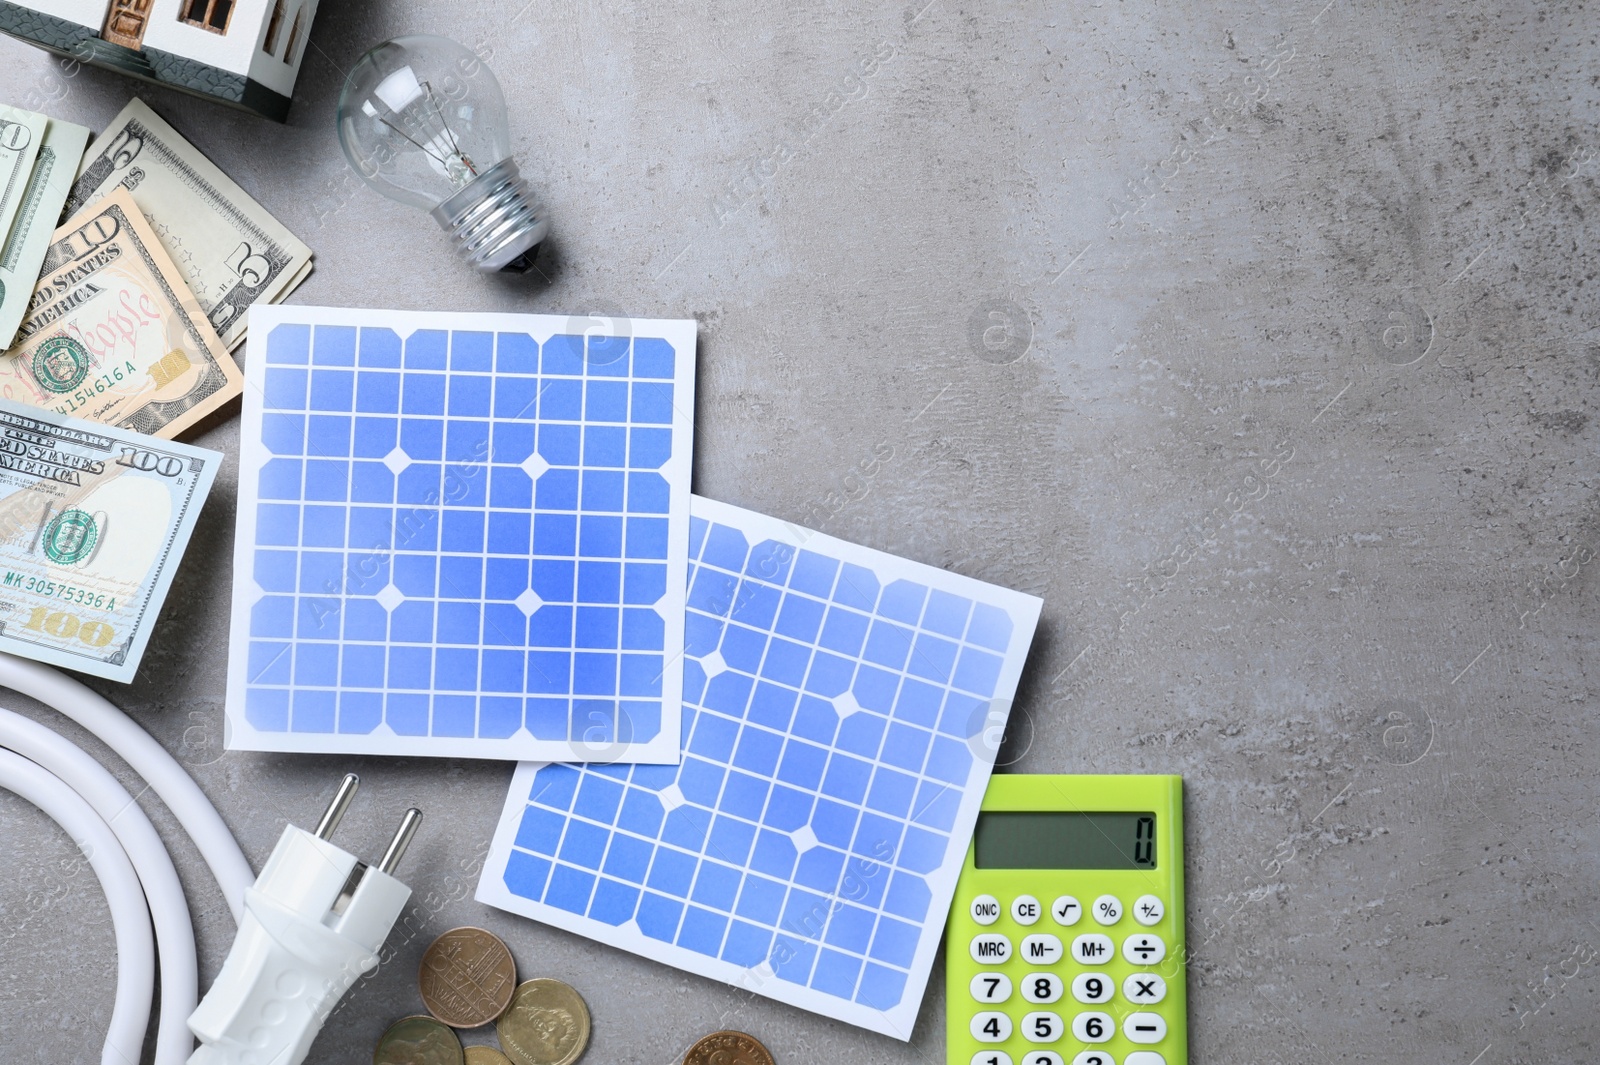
[478,496,1042,1037]
[225,306,696,762]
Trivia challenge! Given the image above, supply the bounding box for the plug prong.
[315,773,360,840]
[378,808,422,875]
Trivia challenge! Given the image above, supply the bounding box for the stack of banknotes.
[0,97,312,681]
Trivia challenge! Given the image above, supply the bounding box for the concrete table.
[1,2,1595,1062]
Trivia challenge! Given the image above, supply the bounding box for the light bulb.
[337,35,549,273]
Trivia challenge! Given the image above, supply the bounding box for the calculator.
[946,775,1186,1065]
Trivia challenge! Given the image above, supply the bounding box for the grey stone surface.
[0,1,1596,1062]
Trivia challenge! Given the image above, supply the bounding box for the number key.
[1023,1054,1064,1065]
[971,1054,1014,1065]
[1071,1054,1114,1065]
[1023,1011,1063,1044]
[971,1012,1012,1043]
[1021,972,1064,1003]
[1072,1011,1114,1042]
[1071,972,1113,1004]
[970,972,1012,1003]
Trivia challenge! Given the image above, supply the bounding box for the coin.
[420,926,518,1027]
[374,1015,464,1065]
[683,1030,776,1065]
[495,978,591,1065]
[465,1048,514,1065]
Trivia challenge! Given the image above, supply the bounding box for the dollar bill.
[0,105,47,253]
[0,396,219,682]
[0,117,91,349]
[0,187,244,439]
[66,97,312,350]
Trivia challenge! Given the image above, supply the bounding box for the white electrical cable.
[0,746,155,1065]
[0,705,198,1065]
[0,652,254,919]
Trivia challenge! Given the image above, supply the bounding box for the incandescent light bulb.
[336,35,549,273]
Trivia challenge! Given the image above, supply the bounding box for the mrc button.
[970,933,1013,963]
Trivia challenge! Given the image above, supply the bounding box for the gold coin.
[683,1030,775,1065]
[465,1048,514,1065]
[495,978,591,1065]
[419,926,519,1028]
[374,1015,464,1065]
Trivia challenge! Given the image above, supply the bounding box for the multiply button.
[1123,972,1166,1004]
[1071,933,1114,964]
[971,933,1012,963]
[1121,933,1165,965]
[1050,895,1082,926]
[1133,894,1164,926]
[1124,1013,1167,1044]
[1021,933,1063,965]
[1012,894,1041,925]
[971,894,1001,926]
[1091,895,1122,925]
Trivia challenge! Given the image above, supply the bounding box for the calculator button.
[971,894,1002,926]
[1123,1013,1167,1043]
[970,971,1013,1004]
[1071,1054,1115,1065]
[1012,894,1042,925]
[1020,972,1064,1004]
[1070,972,1114,1004]
[1050,895,1082,926]
[971,1053,1013,1065]
[1121,933,1165,965]
[971,933,1012,963]
[1020,933,1063,965]
[1022,1011,1064,1043]
[1091,895,1122,925]
[1070,933,1114,964]
[1123,972,1166,1004]
[971,1011,1013,1042]
[1022,1055,1064,1065]
[1132,894,1164,926]
[1123,1055,1165,1065]
[1071,1011,1114,1042]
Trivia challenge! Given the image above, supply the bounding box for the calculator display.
[973,811,1157,869]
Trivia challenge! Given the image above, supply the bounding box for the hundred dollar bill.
[66,97,312,350]
[0,117,91,349]
[0,105,48,256]
[1,187,244,439]
[0,396,219,682]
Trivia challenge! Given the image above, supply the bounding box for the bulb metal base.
[431,159,549,274]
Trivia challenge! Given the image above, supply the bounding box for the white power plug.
[186,775,421,1065]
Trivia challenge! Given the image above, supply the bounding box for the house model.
[0,0,321,121]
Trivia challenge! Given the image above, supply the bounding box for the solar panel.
[477,495,1042,1037]
[225,306,696,762]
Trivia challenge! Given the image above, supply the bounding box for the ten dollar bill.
[1,187,243,439]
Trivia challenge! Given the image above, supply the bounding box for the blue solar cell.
[811,949,863,998]
[869,914,919,966]
[824,905,875,952]
[953,646,1004,695]
[833,563,879,612]
[677,907,727,957]
[721,920,772,966]
[546,865,597,914]
[636,892,684,942]
[706,815,756,865]
[267,323,309,364]
[774,594,825,642]
[589,878,639,926]
[602,833,652,883]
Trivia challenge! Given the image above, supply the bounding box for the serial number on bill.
[1,571,115,610]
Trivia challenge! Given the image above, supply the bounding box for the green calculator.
[947,775,1187,1065]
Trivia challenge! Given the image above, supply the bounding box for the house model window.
[263,0,285,54]
[182,0,235,34]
